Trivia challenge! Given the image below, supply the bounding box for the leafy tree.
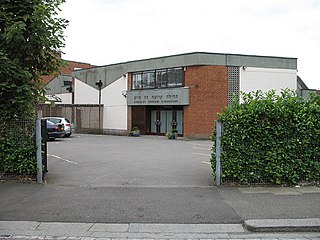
[0,0,68,119]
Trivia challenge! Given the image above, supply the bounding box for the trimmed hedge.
[0,121,37,177]
[211,90,320,185]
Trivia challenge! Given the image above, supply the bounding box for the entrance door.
[150,109,183,135]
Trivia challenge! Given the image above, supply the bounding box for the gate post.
[36,118,43,184]
[215,121,222,186]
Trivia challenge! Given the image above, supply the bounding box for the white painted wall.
[75,78,99,104]
[102,76,127,130]
[240,67,297,94]
[74,76,128,130]
[56,93,72,104]
[45,93,71,104]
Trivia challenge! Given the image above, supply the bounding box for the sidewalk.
[1,220,320,240]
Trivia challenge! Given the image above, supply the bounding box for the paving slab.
[244,218,320,232]
[128,223,245,233]
[90,231,230,239]
[0,221,39,231]
[36,222,93,237]
[89,224,129,233]
[1,221,320,240]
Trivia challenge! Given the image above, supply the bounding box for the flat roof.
[73,52,297,90]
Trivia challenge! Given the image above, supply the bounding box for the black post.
[41,119,48,175]
[96,80,103,130]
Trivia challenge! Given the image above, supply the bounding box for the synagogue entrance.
[150,108,183,135]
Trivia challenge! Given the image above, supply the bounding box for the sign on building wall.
[127,87,189,106]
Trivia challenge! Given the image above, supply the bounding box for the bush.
[211,89,320,185]
[129,126,140,137]
[0,121,37,177]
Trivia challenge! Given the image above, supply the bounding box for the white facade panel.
[75,78,98,104]
[55,93,72,104]
[103,106,127,130]
[240,67,297,94]
[102,76,127,130]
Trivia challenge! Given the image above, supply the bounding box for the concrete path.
[1,220,320,240]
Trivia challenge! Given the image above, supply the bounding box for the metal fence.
[0,118,47,181]
[0,119,36,175]
[0,119,36,146]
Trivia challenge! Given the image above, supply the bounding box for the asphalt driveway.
[1,134,319,224]
[46,134,214,188]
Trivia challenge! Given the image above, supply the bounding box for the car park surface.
[46,134,214,188]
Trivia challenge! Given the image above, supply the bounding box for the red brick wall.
[184,66,228,139]
[41,61,94,84]
[127,73,132,131]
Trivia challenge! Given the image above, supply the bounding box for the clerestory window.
[132,67,183,90]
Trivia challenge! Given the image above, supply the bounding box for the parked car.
[44,117,75,137]
[46,120,65,140]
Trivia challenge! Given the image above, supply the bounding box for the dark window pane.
[143,71,155,89]
[167,68,183,87]
[133,72,142,89]
[134,68,183,89]
[156,70,167,88]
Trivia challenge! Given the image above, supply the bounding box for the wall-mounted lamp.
[121,90,127,98]
[95,80,103,89]
[66,86,73,93]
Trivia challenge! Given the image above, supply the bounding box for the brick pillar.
[127,73,132,131]
[184,66,228,139]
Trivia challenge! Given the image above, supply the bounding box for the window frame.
[132,67,184,90]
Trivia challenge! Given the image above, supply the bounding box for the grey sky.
[60,0,320,89]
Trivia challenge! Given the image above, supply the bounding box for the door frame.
[148,106,184,136]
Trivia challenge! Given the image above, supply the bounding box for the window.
[132,72,142,89]
[156,69,167,88]
[167,68,183,87]
[133,67,183,90]
[142,71,155,89]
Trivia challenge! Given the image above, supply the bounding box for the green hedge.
[0,121,37,177]
[211,90,320,185]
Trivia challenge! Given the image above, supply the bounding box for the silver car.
[44,117,75,137]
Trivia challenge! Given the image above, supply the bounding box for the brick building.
[48,52,301,139]
[41,60,94,84]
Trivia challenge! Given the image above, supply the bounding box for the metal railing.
[0,118,47,182]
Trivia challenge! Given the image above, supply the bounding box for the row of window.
[132,68,183,90]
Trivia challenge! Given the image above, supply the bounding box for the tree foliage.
[211,90,320,185]
[0,0,68,119]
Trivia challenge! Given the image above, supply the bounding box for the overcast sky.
[60,0,320,89]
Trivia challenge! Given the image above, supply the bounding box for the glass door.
[150,109,183,135]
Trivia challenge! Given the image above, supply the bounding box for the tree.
[0,0,68,119]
